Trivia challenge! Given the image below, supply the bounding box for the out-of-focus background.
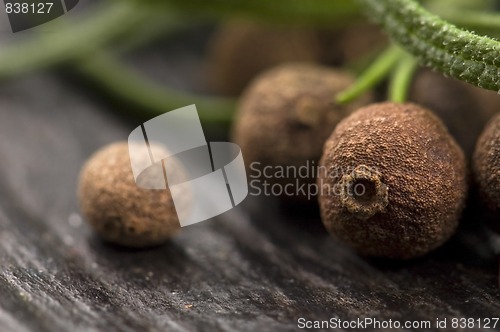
[0,1,499,331]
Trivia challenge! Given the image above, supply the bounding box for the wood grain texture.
[0,75,498,331]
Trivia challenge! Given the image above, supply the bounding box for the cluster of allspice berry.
[78,63,498,258]
[77,21,498,258]
[232,64,499,260]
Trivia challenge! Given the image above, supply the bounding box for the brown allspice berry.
[318,102,468,259]
[205,20,324,96]
[473,113,500,231]
[205,21,387,97]
[318,22,387,66]
[232,63,373,201]
[78,142,184,248]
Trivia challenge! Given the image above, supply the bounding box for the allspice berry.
[318,23,387,66]
[78,142,182,247]
[232,63,372,201]
[473,113,500,231]
[205,20,323,96]
[205,20,387,96]
[318,102,468,259]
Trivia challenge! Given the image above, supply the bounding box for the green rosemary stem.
[77,52,236,125]
[0,1,145,78]
[389,53,418,103]
[356,0,500,92]
[336,45,404,104]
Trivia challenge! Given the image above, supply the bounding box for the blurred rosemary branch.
[0,1,144,78]
[0,0,497,121]
[77,52,236,125]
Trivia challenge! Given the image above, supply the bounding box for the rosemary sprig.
[357,0,500,92]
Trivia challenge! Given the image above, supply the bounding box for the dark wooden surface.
[0,38,499,332]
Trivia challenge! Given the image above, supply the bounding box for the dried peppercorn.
[318,102,468,259]
[78,142,182,247]
[205,21,386,96]
[205,21,323,96]
[232,63,372,201]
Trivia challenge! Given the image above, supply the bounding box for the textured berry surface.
[319,102,468,259]
[233,63,372,200]
[78,142,182,247]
